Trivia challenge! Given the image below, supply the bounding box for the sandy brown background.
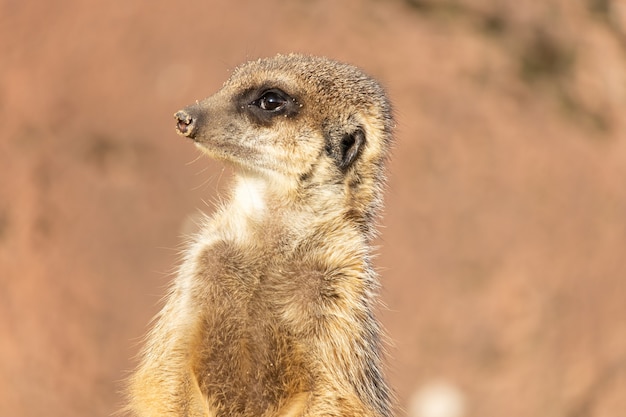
[1,1,625,416]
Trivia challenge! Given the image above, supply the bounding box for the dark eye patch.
[237,87,301,126]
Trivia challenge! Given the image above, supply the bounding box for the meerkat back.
[127,54,394,417]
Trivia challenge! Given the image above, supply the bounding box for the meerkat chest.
[182,175,361,415]
[187,234,312,416]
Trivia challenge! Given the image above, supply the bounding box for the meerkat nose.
[174,110,196,138]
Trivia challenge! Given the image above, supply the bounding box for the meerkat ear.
[339,127,365,170]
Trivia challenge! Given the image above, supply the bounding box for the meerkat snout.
[174,109,198,138]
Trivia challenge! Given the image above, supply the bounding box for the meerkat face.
[175,80,318,182]
[174,55,393,197]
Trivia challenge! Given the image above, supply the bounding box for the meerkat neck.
[224,170,360,243]
[232,172,269,218]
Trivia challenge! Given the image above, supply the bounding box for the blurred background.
[1,0,625,416]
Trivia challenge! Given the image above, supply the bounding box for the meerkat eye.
[252,90,288,112]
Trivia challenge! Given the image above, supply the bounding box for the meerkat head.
[175,54,393,226]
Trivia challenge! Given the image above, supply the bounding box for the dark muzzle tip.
[174,110,195,137]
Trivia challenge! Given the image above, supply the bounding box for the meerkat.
[127,54,394,417]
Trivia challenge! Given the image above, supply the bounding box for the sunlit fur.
[127,54,394,417]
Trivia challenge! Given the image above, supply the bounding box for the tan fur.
[127,54,394,417]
